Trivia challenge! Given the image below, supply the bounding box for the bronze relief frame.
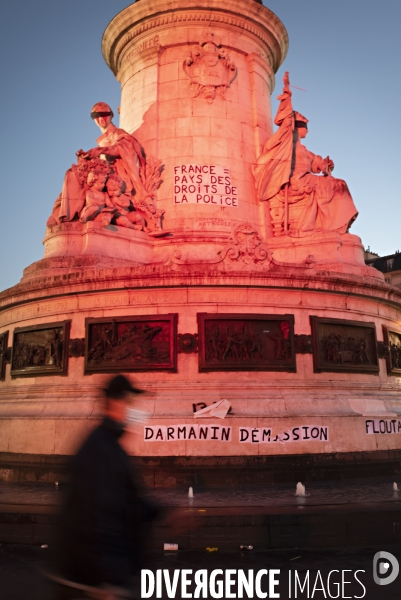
[0,330,9,381]
[382,326,401,376]
[310,316,379,374]
[10,321,70,377]
[197,313,296,372]
[84,314,177,373]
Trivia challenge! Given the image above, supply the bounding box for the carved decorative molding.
[10,321,70,378]
[113,11,279,74]
[294,334,313,354]
[124,34,160,63]
[310,317,379,374]
[183,33,237,103]
[177,333,199,354]
[85,315,177,373]
[168,222,271,269]
[168,222,315,272]
[219,223,271,266]
[69,338,85,358]
[197,313,296,372]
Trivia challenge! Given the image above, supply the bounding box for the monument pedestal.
[43,221,155,264]
[42,224,379,281]
[0,0,400,483]
[0,255,400,465]
[268,231,369,272]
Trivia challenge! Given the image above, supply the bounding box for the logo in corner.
[373,551,399,586]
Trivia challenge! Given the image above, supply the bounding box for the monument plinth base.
[41,226,383,282]
[268,232,382,279]
[0,257,400,460]
[43,221,155,263]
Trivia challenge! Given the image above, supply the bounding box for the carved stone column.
[245,52,275,156]
[102,0,288,247]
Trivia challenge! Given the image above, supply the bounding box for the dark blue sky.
[1,0,400,291]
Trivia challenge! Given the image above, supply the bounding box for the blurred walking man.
[54,375,157,599]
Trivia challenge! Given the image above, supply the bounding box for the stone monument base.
[43,221,155,263]
[0,251,399,462]
[268,231,375,277]
[42,224,380,282]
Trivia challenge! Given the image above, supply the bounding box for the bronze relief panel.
[310,317,379,374]
[382,326,401,376]
[10,321,70,377]
[197,313,296,372]
[84,315,177,373]
[0,331,9,380]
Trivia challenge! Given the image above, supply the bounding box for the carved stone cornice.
[1,259,400,317]
[116,43,161,83]
[102,0,288,77]
[115,13,277,75]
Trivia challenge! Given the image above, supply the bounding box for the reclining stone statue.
[252,73,358,237]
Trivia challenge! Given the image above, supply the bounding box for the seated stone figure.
[252,72,358,237]
[48,102,151,224]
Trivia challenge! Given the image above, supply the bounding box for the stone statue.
[252,72,358,237]
[80,171,113,226]
[47,102,164,229]
[133,198,165,235]
[105,174,147,231]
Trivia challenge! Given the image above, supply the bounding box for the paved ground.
[1,543,401,599]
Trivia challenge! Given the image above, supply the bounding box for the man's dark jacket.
[57,417,157,586]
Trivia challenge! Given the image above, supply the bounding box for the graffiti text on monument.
[144,424,232,442]
[174,165,238,207]
[143,425,329,443]
[239,426,329,443]
[366,419,401,434]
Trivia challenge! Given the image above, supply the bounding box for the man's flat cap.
[104,374,144,399]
